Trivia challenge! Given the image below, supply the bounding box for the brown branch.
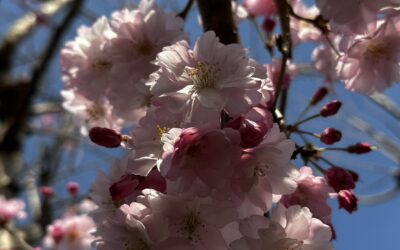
[0,0,72,78]
[196,0,238,44]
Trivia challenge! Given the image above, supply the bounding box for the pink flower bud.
[310,87,328,106]
[325,167,356,192]
[109,175,141,203]
[227,107,273,148]
[239,119,268,148]
[51,225,64,244]
[338,190,358,213]
[262,17,276,32]
[40,186,54,198]
[320,100,342,117]
[244,0,276,17]
[66,182,79,197]
[89,127,122,148]
[320,128,342,145]
[347,142,374,154]
[109,169,166,203]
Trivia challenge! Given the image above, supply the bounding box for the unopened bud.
[338,190,358,213]
[109,169,166,203]
[262,17,276,33]
[347,142,375,154]
[109,175,142,203]
[51,225,64,243]
[89,127,122,148]
[320,100,342,117]
[320,128,342,145]
[67,182,79,197]
[325,167,356,192]
[40,186,54,198]
[310,87,328,106]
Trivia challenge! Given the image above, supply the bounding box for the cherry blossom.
[336,16,400,94]
[148,31,265,127]
[231,204,334,250]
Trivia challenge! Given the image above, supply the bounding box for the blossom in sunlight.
[231,204,334,250]
[61,16,116,101]
[315,0,400,33]
[148,31,266,127]
[230,125,299,217]
[280,167,333,226]
[336,17,400,94]
[61,0,187,125]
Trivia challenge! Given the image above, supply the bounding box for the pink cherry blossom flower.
[148,31,265,127]
[61,90,123,133]
[142,189,238,249]
[0,196,26,224]
[316,0,400,33]
[280,167,334,226]
[231,204,334,250]
[160,127,242,194]
[244,0,276,17]
[229,124,299,217]
[61,17,116,101]
[336,17,400,94]
[43,215,96,250]
[90,155,165,223]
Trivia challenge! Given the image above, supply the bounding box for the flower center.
[254,164,269,177]
[365,41,389,61]
[91,59,112,70]
[86,104,105,121]
[189,62,219,92]
[156,125,169,140]
[180,210,203,240]
[135,39,154,57]
[67,228,80,241]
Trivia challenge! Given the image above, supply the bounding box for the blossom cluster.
[52,0,395,249]
[246,0,400,93]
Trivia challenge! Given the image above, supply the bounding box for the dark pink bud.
[40,186,54,198]
[239,119,268,148]
[347,142,374,154]
[320,100,342,117]
[109,175,141,203]
[338,190,358,213]
[310,87,328,106]
[66,182,79,196]
[325,167,356,192]
[226,117,243,130]
[262,17,276,32]
[51,225,64,244]
[89,127,122,148]
[320,128,342,145]
[109,169,166,203]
